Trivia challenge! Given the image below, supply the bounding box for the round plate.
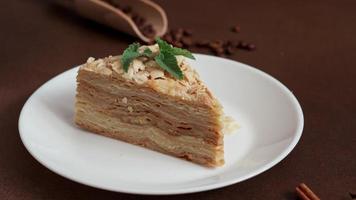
[19,54,303,195]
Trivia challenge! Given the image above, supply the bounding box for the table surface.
[1,0,355,199]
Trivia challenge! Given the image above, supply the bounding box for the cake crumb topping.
[122,97,128,104]
[81,44,218,106]
[127,106,134,112]
[86,57,95,63]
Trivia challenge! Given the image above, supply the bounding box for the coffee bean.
[217,48,224,54]
[223,41,234,54]
[231,25,240,33]
[173,41,183,48]
[139,17,146,26]
[225,46,234,55]
[223,40,231,46]
[133,16,145,27]
[209,41,223,49]
[101,1,158,39]
[176,28,184,35]
[247,44,256,51]
[212,46,224,55]
[182,37,193,47]
[132,15,140,24]
[216,40,224,46]
[195,40,209,47]
[183,29,193,36]
[163,34,173,43]
[237,41,249,49]
[141,24,156,38]
[215,50,225,57]
[236,41,256,51]
[172,30,183,41]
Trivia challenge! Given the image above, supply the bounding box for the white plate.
[19,54,303,195]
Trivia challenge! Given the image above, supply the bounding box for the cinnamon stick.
[296,183,320,200]
[296,187,311,200]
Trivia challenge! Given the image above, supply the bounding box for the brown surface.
[1,0,355,199]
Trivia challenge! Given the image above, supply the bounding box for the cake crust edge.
[75,120,224,167]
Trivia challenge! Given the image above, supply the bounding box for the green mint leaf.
[156,37,172,52]
[155,37,195,59]
[170,47,195,59]
[121,43,141,72]
[121,39,193,79]
[142,48,153,57]
[155,51,183,80]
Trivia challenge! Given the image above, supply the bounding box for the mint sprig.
[155,51,183,79]
[154,38,195,79]
[121,43,141,72]
[121,44,154,72]
[156,38,195,60]
[143,48,153,57]
[120,38,195,80]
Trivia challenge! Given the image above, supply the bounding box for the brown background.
[1,0,355,199]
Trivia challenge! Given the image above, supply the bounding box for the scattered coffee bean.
[216,40,224,46]
[237,41,248,48]
[173,41,183,48]
[195,40,209,47]
[208,42,218,49]
[83,6,255,56]
[101,0,156,39]
[162,26,256,56]
[160,26,258,57]
[163,34,173,43]
[247,44,256,51]
[231,25,241,33]
[225,46,234,55]
[172,29,183,41]
[132,15,145,27]
[141,24,155,38]
[162,28,195,48]
[176,28,184,34]
[183,29,193,36]
[181,37,193,47]
[215,47,224,55]
[223,40,232,47]
[235,41,256,51]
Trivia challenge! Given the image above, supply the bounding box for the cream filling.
[75,103,223,159]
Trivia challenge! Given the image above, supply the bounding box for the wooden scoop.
[55,0,168,42]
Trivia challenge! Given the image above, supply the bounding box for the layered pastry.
[75,40,237,167]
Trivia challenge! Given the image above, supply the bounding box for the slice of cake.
[75,39,234,167]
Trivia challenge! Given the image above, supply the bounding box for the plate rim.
[18,54,304,195]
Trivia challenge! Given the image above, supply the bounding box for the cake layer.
[78,69,223,121]
[77,79,221,128]
[75,103,224,167]
[76,99,222,145]
[76,80,222,144]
